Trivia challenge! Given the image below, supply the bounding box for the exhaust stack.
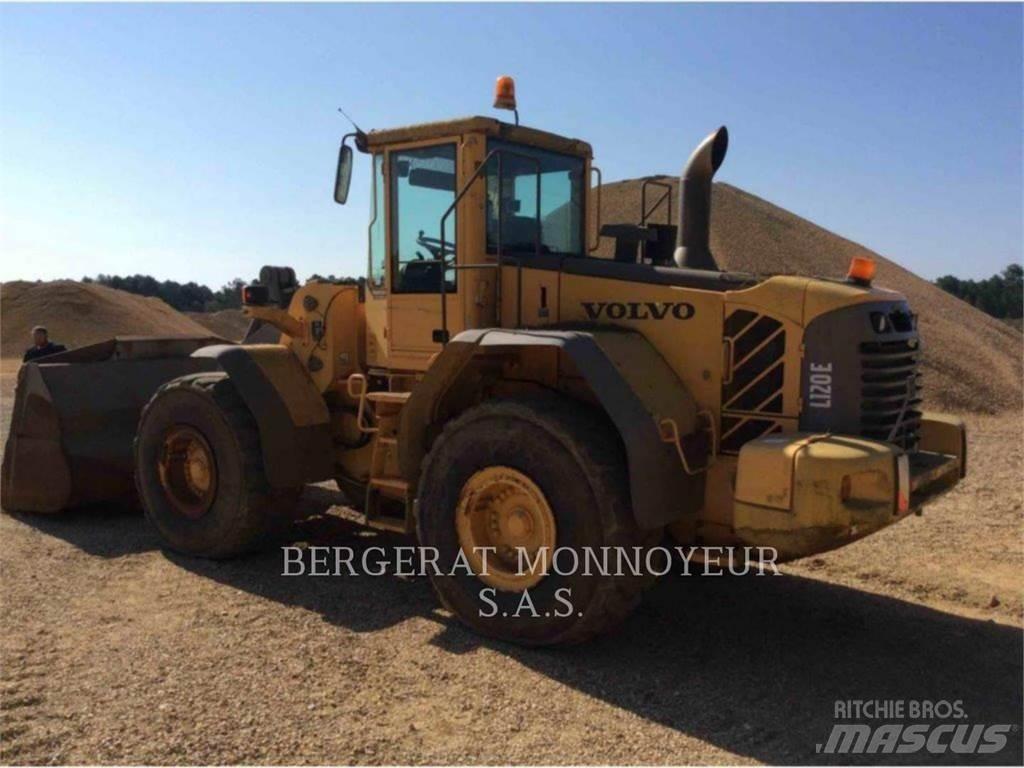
[674,126,729,271]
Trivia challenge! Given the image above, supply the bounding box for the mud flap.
[190,344,334,488]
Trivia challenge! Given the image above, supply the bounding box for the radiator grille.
[859,338,923,449]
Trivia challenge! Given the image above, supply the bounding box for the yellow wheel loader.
[2,80,966,645]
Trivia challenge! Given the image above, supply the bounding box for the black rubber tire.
[416,396,660,646]
[134,373,300,559]
[334,474,368,511]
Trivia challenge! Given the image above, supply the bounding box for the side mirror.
[334,143,353,205]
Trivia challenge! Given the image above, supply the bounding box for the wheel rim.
[158,425,217,520]
[455,466,557,591]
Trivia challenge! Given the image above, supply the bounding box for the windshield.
[485,139,584,257]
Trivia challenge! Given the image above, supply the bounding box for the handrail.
[589,165,602,252]
[641,178,673,226]
[434,148,542,344]
[345,373,377,434]
[659,409,718,475]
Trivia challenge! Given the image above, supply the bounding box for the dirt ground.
[1,358,1021,765]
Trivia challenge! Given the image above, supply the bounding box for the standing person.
[22,326,67,362]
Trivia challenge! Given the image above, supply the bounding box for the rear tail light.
[896,454,910,514]
[241,284,269,306]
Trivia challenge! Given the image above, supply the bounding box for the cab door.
[365,152,389,368]
[386,140,462,370]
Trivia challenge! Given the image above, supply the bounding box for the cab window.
[485,140,584,257]
[368,153,385,290]
[390,143,457,293]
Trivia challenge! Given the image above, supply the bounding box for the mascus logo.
[582,301,696,321]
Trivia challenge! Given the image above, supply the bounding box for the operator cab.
[333,113,600,365]
[357,114,595,284]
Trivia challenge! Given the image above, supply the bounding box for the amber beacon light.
[493,75,517,111]
[847,256,877,285]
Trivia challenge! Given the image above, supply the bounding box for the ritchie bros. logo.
[817,699,1016,756]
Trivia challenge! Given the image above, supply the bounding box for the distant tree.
[79,272,363,312]
[1002,264,1023,319]
[307,274,361,284]
[935,264,1023,320]
[205,278,246,311]
[83,273,217,313]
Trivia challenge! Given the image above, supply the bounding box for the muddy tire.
[334,474,368,511]
[416,396,660,646]
[134,373,299,559]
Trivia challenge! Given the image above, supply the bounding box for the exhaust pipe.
[674,126,729,271]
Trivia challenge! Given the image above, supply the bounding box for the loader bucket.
[1,336,225,513]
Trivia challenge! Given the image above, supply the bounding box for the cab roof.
[364,115,593,158]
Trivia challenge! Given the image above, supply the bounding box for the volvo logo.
[581,301,696,321]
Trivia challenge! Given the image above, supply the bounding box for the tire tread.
[418,395,661,646]
[134,373,298,558]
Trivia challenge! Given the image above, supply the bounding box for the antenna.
[337,106,364,135]
[337,106,368,153]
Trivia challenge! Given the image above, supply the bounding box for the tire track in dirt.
[0,626,78,764]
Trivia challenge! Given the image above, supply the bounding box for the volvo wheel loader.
[2,78,967,645]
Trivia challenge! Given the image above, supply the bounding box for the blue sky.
[1,3,1020,287]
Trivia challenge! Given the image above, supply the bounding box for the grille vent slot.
[860,339,923,449]
[721,309,786,453]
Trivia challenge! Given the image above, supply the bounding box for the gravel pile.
[186,310,251,342]
[1,280,213,359]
